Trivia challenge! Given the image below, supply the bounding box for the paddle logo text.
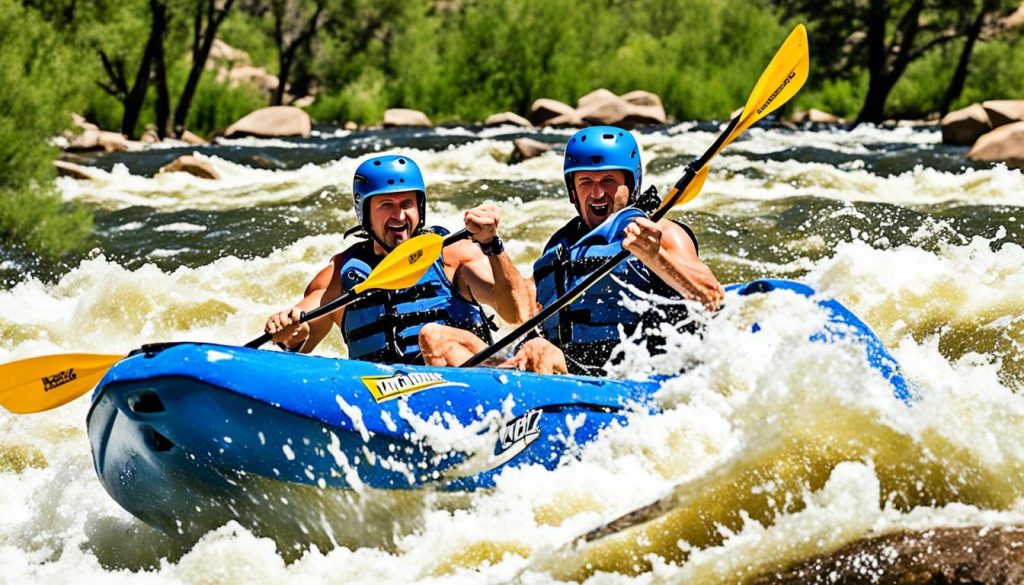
[408,250,423,264]
[41,368,77,392]
[361,371,467,402]
[494,409,542,463]
[757,70,797,115]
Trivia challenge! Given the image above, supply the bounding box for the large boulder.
[383,108,432,128]
[941,103,992,145]
[527,98,575,126]
[790,108,845,124]
[567,88,666,128]
[509,137,551,164]
[982,99,1024,128]
[98,131,129,152]
[484,111,533,128]
[967,120,1024,168]
[159,155,220,180]
[224,106,311,138]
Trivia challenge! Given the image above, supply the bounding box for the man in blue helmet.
[263,154,532,364]
[506,126,724,375]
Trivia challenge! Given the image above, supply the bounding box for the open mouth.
[386,221,410,235]
[588,201,611,219]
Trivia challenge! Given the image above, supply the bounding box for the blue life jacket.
[532,208,698,375]
[339,227,494,364]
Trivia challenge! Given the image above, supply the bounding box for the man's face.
[368,191,419,250]
[573,169,629,229]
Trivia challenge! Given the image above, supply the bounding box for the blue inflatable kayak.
[86,279,910,542]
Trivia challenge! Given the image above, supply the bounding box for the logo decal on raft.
[757,70,797,115]
[41,368,77,392]
[361,371,467,402]
[493,409,542,463]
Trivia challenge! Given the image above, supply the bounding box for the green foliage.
[955,36,1024,107]
[0,0,92,262]
[186,73,269,135]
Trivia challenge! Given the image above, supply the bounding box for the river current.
[1,122,1022,583]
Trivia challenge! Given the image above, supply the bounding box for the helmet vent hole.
[373,160,382,166]
[590,155,604,164]
[580,135,587,142]
[398,158,406,165]
[400,178,405,183]
[387,179,395,184]
[603,134,614,140]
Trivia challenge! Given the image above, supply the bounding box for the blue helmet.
[563,126,642,204]
[352,155,427,232]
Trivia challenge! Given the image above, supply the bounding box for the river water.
[1,122,1022,583]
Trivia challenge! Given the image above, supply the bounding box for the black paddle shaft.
[461,161,711,368]
[244,229,472,350]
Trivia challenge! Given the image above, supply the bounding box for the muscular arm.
[456,241,534,324]
[267,254,346,353]
[624,218,724,310]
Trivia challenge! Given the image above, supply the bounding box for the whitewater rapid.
[1,123,1022,584]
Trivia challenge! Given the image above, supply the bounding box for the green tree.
[0,0,93,263]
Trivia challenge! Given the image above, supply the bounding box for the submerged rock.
[159,155,220,180]
[509,137,550,164]
[753,526,1024,584]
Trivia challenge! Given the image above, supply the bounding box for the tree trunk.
[151,0,172,139]
[172,0,235,136]
[854,0,890,126]
[939,0,991,115]
[121,2,169,138]
[271,0,325,106]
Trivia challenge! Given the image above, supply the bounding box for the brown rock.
[509,137,551,164]
[343,121,358,131]
[620,90,663,109]
[484,112,533,128]
[383,108,433,128]
[209,38,251,66]
[941,103,992,145]
[982,99,1024,128]
[98,131,129,152]
[291,95,316,108]
[227,65,279,93]
[573,88,666,128]
[71,113,98,132]
[140,130,161,144]
[53,160,95,180]
[967,120,1024,168]
[67,127,101,151]
[179,130,208,145]
[752,526,1024,584]
[527,98,576,126]
[159,155,220,180]
[791,109,844,124]
[224,106,312,138]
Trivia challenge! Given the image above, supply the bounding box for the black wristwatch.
[477,235,504,256]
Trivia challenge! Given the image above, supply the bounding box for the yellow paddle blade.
[353,232,444,294]
[718,23,810,158]
[0,353,124,414]
[676,165,710,207]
